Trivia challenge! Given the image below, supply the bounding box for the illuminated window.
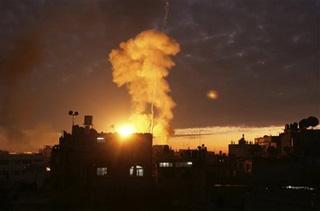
[96,167,108,176]
[129,166,134,176]
[129,165,144,177]
[159,162,173,167]
[97,137,105,143]
[175,161,193,167]
[136,166,143,176]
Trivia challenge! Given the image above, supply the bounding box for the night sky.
[0,0,319,151]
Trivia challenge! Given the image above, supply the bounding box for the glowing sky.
[171,126,284,152]
[0,0,319,152]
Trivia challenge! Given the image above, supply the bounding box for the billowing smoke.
[109,29,180,143]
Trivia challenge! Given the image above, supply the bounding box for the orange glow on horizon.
[170,126,284,153]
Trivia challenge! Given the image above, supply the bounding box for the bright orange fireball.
[117,124,136,138]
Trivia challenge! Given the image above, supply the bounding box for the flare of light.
[207,90,219,100]
[117,124,136,138]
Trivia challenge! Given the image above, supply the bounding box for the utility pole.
[68,110,79,132]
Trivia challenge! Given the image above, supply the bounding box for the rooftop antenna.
[68,110,79,131]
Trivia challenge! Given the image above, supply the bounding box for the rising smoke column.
[108,29,180,143]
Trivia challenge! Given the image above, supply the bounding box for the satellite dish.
[307,116,319,127]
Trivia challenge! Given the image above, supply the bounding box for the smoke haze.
[0,31,58,152]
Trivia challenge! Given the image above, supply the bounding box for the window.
[136,166,143,176]
[175,161,193,167]
[129,165,144,177]
[96,167,108,176]
[96,137,105,143]
[129,166,134,176]
[159,162,173,167]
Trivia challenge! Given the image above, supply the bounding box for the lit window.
[129,165,144,177]
[159,162,173,167]
[136,166,143,176]
[97,137,105,143]
[129,166,134,175]
[96,167,108,176]
[176,161,193,167]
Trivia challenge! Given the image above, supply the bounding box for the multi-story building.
[255,135,280,157]
[228,135,262,176]
[0,151,48,189]
[279,122,320,157]
[50,116,153,189]
[228,135,262,159]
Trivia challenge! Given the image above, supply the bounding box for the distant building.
[255,135,280,157]
[279,122,320,157]
[38,145,52,161]
[153,145,195,184]
[228,135,262,176]
[153,144,212,193]
[152,144,175,163]
[0,151,48,189]
[255,135,279,149]
[228,134,262,158]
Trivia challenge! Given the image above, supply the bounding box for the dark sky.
[0,0,319,150]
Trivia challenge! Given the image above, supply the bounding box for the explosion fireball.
[109,29,180,143]
[116,124,136,138]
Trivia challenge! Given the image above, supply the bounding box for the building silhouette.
[50,116,153,190]
[229,134,262,159]
[0,150,49,190]
[254,117,320,158]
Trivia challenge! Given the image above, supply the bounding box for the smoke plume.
[109,29,180,143]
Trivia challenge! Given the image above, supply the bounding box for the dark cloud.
[169,0,320,127]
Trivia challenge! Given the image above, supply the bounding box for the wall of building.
[51,125,153,189]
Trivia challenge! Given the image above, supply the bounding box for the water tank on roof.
[84,115,93,126]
